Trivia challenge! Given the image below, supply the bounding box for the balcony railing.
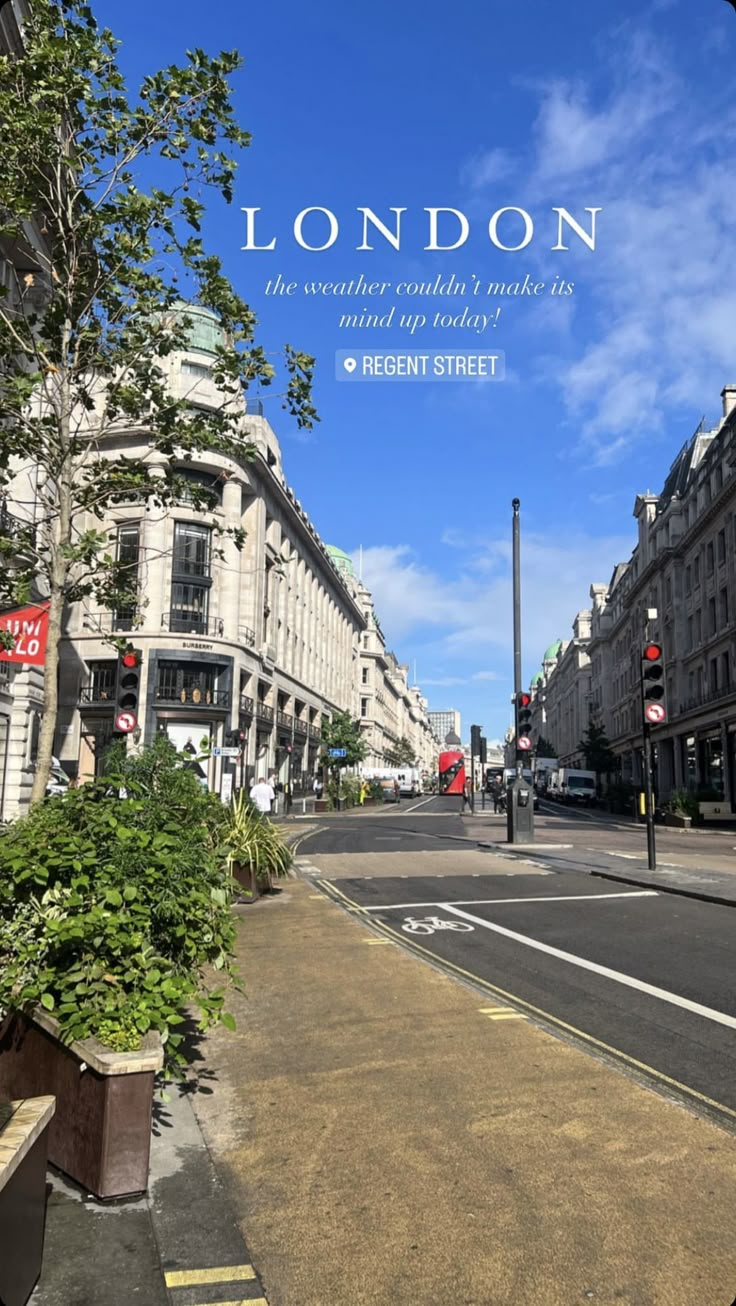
[239,625,256,648]
[239,693,254,717]
[81,610,143,633]
[277,710,293,730]
[154,685,230,708]
[161,612,225,638]
[0,502,35,546]
[255,701,274,723]
[79,686,115,705]
[294,717,308,735]
[678,681,736,716]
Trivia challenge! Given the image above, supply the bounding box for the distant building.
[429,709,462,746]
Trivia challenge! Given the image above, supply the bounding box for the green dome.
[173,302,224,355]
[543,640,562,662]
[530,671,543,687]
[326,545,355,577]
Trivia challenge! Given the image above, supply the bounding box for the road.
[299,795,736,1129]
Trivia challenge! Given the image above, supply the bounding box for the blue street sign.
[328,748,347,758]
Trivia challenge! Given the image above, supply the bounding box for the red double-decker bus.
[438,750,465,795]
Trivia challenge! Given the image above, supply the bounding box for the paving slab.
[190,877,736,1306]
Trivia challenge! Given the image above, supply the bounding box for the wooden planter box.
[231,860,273,897]
[0,1009,163,1199]
[314,799,330,813]
[0,1095,55,1306]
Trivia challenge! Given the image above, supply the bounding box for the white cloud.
[353,528,634,676]
[462,19,736,464]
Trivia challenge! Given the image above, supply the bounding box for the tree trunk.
[29,581,64,805]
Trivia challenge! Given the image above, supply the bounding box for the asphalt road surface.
[303,796,736,1129]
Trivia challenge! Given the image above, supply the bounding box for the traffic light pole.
[512,498,522,777]
[508,499,534,845]
[640,619,657,871]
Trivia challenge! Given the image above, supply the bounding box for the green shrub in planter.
[0,737,239,1072]
[225,790,293,884]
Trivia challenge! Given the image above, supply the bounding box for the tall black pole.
[512,498,522,779]
[640,610,657,871]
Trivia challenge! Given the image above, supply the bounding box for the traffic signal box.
[470,724,482,755]
[515,691,532,752]
[641,642,667,725]
[113,649,142,733]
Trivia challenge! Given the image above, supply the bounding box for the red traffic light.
[643,643,662,661]
[517,692,531,707]
[122,650,141,668]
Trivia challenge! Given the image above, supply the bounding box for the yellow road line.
[479,1006,511,1013]
[363,938,390,945]
[320,880,736,1125]
[165,1265,256,1288]
[486,1012,527,1021]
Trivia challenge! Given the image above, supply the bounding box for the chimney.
[721,385,736,419]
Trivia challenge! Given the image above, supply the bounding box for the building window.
[706,541,714,576]
[708,597,716,637]
[685,566,691,596]
[721,651,731,689]
[115,524,140,628]
[687,615,693,650]
[156,660,219,704]
[720,587,729,628]
[362,667,369,684]
[361,697,368,717]
[694,556,701,589]
[170,523,211,631]
[695,610,702,644]
[87,660,117,702]
[718,529,726,565]
[710,658,718,693]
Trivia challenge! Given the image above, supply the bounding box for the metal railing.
[161,612,225,638]
[255,701,274,723]
[154,686,230,708]
[277,710,293,730]
[79,686,115,705]
[239,625,256,648]
[293,717,308,734]
[81,610,143,633]
[239,693,254,716]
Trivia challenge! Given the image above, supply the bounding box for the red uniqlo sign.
[0,602,50,666]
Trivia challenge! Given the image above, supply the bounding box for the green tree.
[535,735,557,758]
[319,711,367,772]
[0,2,317,802]
[578,721,617,776]
[384,736,417,767]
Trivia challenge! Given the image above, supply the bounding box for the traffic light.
[479,735,487,765]
[113,648,142,734]
[642,642,667,724]
[515,691,532,752]
[470,724,482,755]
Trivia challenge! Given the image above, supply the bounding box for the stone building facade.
[529,384,736,805]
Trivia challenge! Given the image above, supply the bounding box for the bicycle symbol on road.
[401,915,475,936]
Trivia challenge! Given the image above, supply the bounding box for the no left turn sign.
[115,710,137,733]
[644,703,666,724]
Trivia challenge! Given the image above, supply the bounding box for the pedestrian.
[393,778,400,802]
[249,775,275,816]
[313,774,323,800]
[359,780,367,806]
[491,778,502,813]
[462,777,472,812]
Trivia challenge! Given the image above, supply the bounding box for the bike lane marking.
[361,889,659,912]
[439,903,736,1031]
[316,877,736,1125]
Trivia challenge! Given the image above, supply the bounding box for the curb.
[589,866,736,909]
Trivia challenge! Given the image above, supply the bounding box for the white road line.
[439,904,736,1031]
[397,796,436,815]
[363,890,658,912]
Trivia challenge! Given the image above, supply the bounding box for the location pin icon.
[343,357,357,373]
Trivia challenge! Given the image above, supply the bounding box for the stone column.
[219,478,244,641]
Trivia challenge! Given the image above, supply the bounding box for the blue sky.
[99,0,736,742]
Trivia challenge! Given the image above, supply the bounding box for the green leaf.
[40,993,56,1011]
[220,1011,236,1032]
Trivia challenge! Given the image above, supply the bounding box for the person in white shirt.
[249,777,275,815]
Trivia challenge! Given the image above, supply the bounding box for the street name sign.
[328,748,347,757]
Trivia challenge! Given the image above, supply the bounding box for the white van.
[555,768,597,804]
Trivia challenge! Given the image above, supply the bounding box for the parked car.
[378,778,401,803]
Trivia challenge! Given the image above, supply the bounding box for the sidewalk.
[188,877,736,1306]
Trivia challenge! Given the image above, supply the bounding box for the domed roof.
[530,671,543,686]
[173,301,224,355]
[326,545,355,576]
[543,639,562,662]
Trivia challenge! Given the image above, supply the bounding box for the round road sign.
[115,710,137,734]
[644,703,666,724]
[517,735,532,751]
